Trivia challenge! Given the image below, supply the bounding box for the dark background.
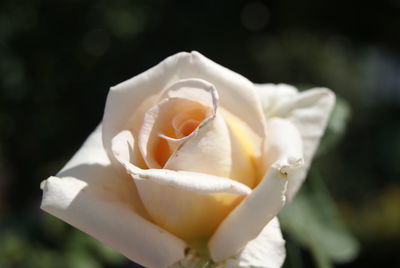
[1,0,399,267]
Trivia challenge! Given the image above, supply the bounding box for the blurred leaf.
[282,235,304,268]
[317,96,351,155]
[66,228,125,267]
[0,229,64,268]
[279,168,359,268]
[67,251,101,268]
[41,213,68,239]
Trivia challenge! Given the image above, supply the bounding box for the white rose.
[40,52,334,268]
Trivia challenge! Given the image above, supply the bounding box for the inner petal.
[177,119,199,137]
[171,108,206,138]
[153,137,171,168]
[138,78,220,170]
[153,106,209,167]
[139,97,213,169]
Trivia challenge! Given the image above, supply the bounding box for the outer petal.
[255,83,298,118]
[40,125,186,268]
[220,218,286,268]
[209,118,304,261]
[133,178,249,241]
[256,84,335,200]
[103,51,267,169]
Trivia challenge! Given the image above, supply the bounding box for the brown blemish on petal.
[277,158,304,179]
[279,170,288,179]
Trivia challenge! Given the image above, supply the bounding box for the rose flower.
[40,52,334,268]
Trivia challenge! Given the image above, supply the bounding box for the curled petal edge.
[117,156,252,196]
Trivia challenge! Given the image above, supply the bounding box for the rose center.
[171,108,206,138]
[176,119,200,137]
[151,105,211,167]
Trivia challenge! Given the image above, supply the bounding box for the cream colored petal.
[270,88,335,200]
[255,83,298,118]
[209,118,304,261]
[40,125,186,268]
[103,52,190,155]
[183,52,268,169]
[220,108,261,187]
[185,52,267,146]
[103,52,267,169]
[137,97,196,169]
[264,118,304,169]
[159,79,254,185]
[159,78,218,108]
[134,179,248,241]
[220,217,286,268]
[164,112,232,178]
[208,162,289,262]
[111,129,135,166]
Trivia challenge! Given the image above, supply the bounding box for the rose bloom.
[40,52,334,268]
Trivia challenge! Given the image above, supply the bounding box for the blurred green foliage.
[1,0,400,267]
[0,214,126,268]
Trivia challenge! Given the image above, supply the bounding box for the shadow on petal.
[58,163,148,216]
[42,163,187,268]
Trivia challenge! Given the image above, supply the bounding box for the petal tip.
[189,50,202,57]
[310,87,336,103]
[40,179,47,190]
